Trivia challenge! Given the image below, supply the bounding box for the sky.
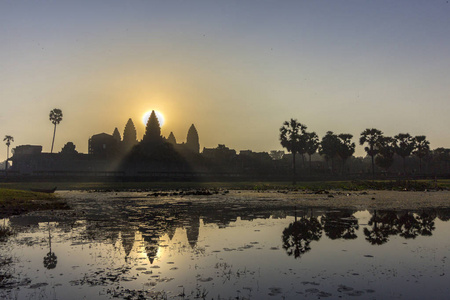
[1,0,449,159]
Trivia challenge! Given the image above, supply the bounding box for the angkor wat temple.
[9,110,292,180]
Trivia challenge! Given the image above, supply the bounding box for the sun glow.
[142,110,165,126]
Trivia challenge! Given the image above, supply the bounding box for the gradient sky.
[1,0,449,159]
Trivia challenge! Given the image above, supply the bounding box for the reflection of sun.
[142,110,165,126]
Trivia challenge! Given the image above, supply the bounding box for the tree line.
[280,119,444,183]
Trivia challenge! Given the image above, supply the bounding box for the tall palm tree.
[319,131,340,173]
[3,135,14,170]
[394,133,415,174]
[413,135,430,174]
[280,119,307,184]
[375,136,395,172]
[49,109,63,153]
[359,128,383,178]
[305,132,319,174]
[337,133,355,174]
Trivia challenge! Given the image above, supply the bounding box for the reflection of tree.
[43,222,57,269]
[416,211,435,236]
[321,211,359,240]
[364,210,438,244]
[437,209,450,222]
[397,212,420,239]
[282,212,322,259]
[364,210,393,245]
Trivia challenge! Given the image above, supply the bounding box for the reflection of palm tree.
[43,222,57,269]
[321,211,359,240]
[397,212,420,239]
[416,211,436,236]
[49,108,63,153]
[364,210,391,245]
[282,211,322,259]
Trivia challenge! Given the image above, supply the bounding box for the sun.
[142,110,165,127]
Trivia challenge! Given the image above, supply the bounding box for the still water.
[1,191,449,299]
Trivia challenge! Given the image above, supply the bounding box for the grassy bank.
[0,179,448,192]
[0,188,69,218]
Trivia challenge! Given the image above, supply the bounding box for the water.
[1,191,449,299]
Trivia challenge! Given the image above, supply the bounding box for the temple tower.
[186,124,200,153]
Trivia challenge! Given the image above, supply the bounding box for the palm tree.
[375,136,395,173]
[49,108,63,153]
[319,131,340,173]
[337,134,355,174]
[413,135,430,174]
[394,133,415,174]
[280,119,307,184]
[359,128,383,178]
[3,135,14,171]
[304,132,319,174]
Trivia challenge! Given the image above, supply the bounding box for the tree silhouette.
[142,110,162,144]
[123,118,137,152]
[337,134,355,174]
[3,135,14,171]
[363,210,391,245]
[375,136,395,172]
[49,108,63,153]
[360,128,383,178]
[304,132,319,174]
[413,135,430,173]
[397,212,420,239]
[431,148,450,175]
[282,213,322,259]
[60,142,78,155]
[416,211,435,236]
[394,133,415,174]
[279,119,307,184]
[321,210,359,240]
[319,131,340,173]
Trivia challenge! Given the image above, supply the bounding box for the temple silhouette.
[6,110,450,181]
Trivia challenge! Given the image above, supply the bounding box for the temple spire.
[186,124,199,153]
[142,110,162,144]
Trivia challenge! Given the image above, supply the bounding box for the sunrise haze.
[2,0,449,160]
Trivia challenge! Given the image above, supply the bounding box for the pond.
[1,191,449,299]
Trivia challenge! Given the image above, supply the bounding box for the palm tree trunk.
[403,157,406,175]
[371,154,375,179]
[309,154,312,176]
[5,145,9,171]
[292,152,296,185]
[342,158,347,175]
[51,123,57,153]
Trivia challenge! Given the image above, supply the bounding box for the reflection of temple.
[7,202,449,266]
[185,216,200,248]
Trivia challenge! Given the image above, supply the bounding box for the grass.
[0,188,69,217]
[0,179,448,192]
